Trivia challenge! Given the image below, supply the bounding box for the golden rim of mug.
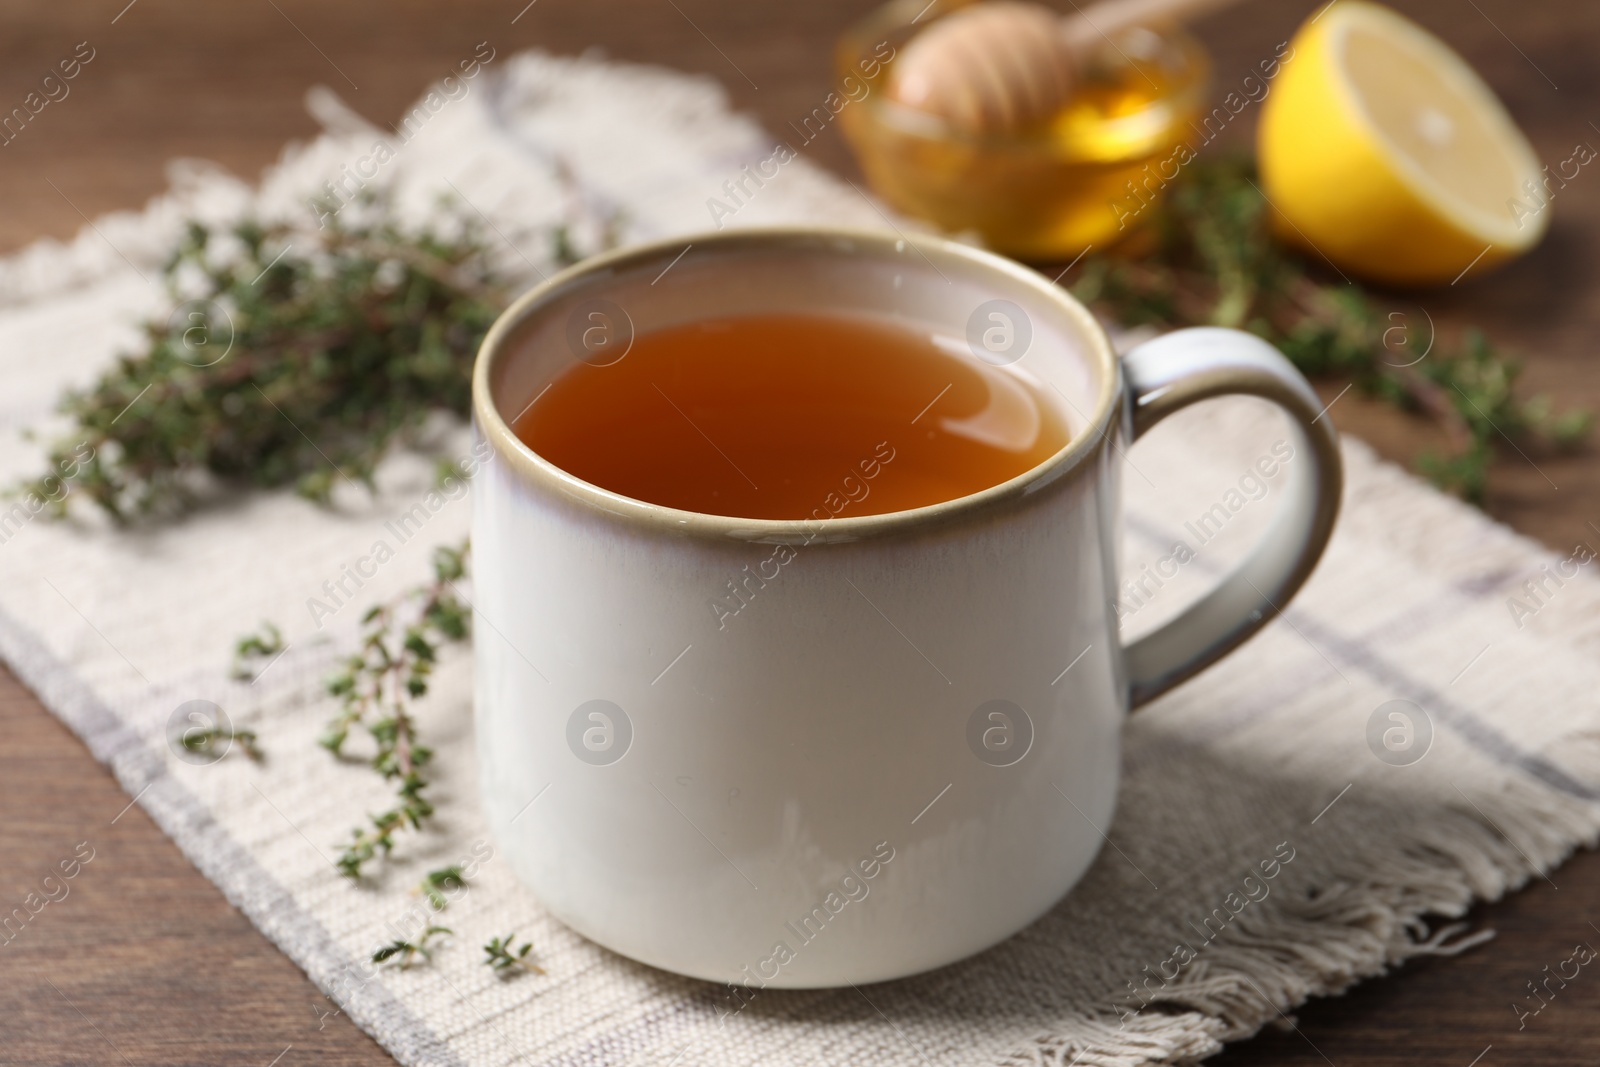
[471,225,1120,543]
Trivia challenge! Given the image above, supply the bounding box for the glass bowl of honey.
[837,0,1210,261]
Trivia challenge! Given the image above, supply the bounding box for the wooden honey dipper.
[888,0,1242,136]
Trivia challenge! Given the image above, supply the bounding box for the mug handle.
[1119,328,1343,709]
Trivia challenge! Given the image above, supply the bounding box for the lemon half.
[1259,1,1548,286]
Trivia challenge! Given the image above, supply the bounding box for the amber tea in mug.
[513,311,1073,519]
[474,228,1343,988]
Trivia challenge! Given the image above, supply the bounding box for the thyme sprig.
[328,541,471,879]
[373,925,452,970]
[1074,158,1589,502]
[231,621,285,681]
[483,932,544,977]
[17,195,548,520]
[179,725,263,762]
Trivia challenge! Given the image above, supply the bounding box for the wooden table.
[2,1,1596,1063]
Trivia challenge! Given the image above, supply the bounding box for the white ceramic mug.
[471,228,1341,988]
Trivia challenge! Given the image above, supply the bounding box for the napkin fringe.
[1016,735,1600,1066]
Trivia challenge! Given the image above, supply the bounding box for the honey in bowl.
[513,311,1072,521]
[838,0,1210,259]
